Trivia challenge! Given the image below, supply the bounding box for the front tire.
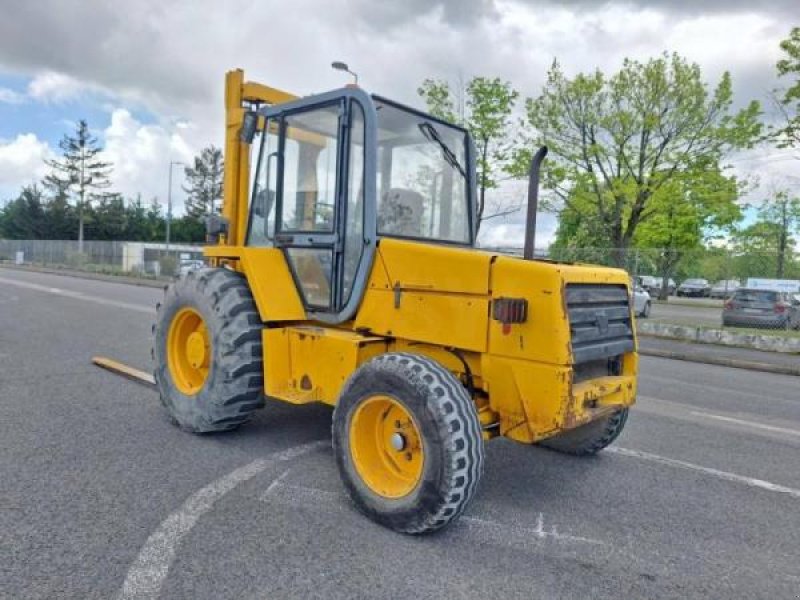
[153,268,264,432]
[332,353,484,534]
[641,301,651,318]
[538,409,629,456]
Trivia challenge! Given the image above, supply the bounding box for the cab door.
[255,91,374,323]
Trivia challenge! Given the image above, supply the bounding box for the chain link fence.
[0,239,204,280]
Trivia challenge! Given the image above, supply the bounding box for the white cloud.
[0,87,24,104]
[100,108,195,209]
[27,71,89,103]
[0,1,795,226]
[0,133,53,193]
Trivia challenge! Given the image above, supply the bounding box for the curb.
[639,347,800,377]
[0,263,170,289]
[638,321,800,354]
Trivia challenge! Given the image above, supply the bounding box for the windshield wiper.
[418,122,467,179]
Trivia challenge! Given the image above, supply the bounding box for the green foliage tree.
[146,199,166,241]
[0,185,47,239]
[418,77,519,232]
[43,188,78,240]
[89,194,127,240]
[633,167,741,297]
[770,26,800,149]
[169,216,206,242]
[733,191,800,278]
[183,146,223,218]
[514,53,761,266]
[44,120,113,250]
[122,195,150,241]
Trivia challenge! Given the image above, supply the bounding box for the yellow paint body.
[203,69,638,445]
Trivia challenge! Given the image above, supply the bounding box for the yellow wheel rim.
[349,395,425,499]
[167,307,211,395]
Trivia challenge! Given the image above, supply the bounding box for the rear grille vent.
[566,284,635,364]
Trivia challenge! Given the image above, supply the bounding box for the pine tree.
[0,185,47,239]
[183,146,223,219]
[44,120,113,250]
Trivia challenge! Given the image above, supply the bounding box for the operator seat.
[377,188,425,238]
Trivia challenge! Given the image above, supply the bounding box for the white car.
[632,284,651,318]
[178,259,205,277]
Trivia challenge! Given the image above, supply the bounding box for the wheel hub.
[390,432,406,451]
[186,331,208,369]
[349,395,424,498]
[166,307,211,395]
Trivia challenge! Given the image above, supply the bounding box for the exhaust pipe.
[523,146,548,260]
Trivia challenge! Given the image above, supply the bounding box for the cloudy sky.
[0,0,798,246]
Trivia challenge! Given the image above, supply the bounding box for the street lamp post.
[166,161,184,253]
[331,61,358,85]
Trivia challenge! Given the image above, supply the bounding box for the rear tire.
[332,353,484,534]
[538,409,629,456]
[153,268,264,432]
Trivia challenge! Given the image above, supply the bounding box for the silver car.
[722,288,800,330]
[710,279,740,299]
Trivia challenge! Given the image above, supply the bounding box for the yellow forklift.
[145,70,637,534]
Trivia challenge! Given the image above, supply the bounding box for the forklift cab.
[246,88,477,323]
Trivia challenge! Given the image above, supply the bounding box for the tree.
[89,194,127,240]
[633,168,741,298]
[418,77,519,232]
[0,185,47,239]
[769,27,800,149]
[44,120,113,250]
[145,198,166,241]
[734,190,800,278]
[513,53,761,266]
[42,190,78,240]
[183,146,223,219]
[123,195,151,241]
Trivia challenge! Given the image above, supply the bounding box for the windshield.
[734,290,778,302]
[373,98,471,244]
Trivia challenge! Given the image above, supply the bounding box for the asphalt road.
[2,268,800,599]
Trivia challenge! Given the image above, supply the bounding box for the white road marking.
[0,275,152,314]
[262,468,292,496]
[117,440,327,600]
[635,396,800,440]
[689,411,800,438]
[261,481,606,547]
[609,447,800,500]
[461,513,605,546]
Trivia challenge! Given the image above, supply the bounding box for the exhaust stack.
[523,146,548,260]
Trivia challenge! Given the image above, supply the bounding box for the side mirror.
[240,110,258,144]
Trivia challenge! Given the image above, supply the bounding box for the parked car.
[632,284,651,318]
[178,259,205,277]
[722,288,800,330]
[677,278,711,297]
[636,275,676,297]
[710,279,741,299]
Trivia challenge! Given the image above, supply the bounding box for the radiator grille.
[566,284,635,364]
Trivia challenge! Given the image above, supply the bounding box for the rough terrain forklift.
[151,69,638,534]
